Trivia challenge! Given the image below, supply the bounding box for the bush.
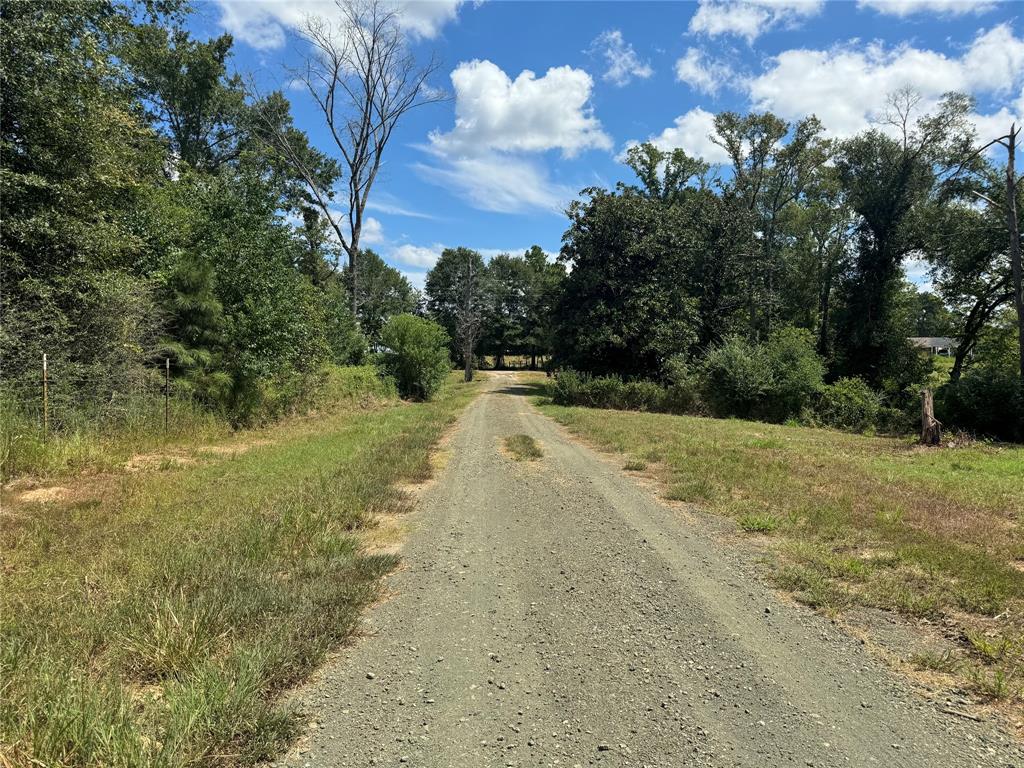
[584,376,625,409]
[761,328,824,422]
[377,314,451,401]
[663,355,701,414]
[816,377,881,431]
[936,363,1024,442]
[552,369,586,406]
[621,380,664,412]
[699,336,773,419]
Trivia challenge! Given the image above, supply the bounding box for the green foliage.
[377,314,451,401]
[937,362,1024,442]
[662,355,702,414]
[345,249,417,347]
[761,327,825,421]
[700,336,774,419]
[816,377,882,432]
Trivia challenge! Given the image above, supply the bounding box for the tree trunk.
[920,389,941,446]
[1005,126,1024,385]
[463,353,473,382]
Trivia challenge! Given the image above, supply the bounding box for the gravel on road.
[278,372,1022,768]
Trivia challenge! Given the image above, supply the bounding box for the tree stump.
[920,389,941,446]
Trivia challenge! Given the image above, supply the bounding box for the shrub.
[583,376,625,409]
[936,363,1024,442]
[816,377,881,431]
[699,335,773,419]
[377,314,451,401]
[552,369,586,406]
[620,380,664,412]
[663,355,700,414]
[761,328,824,422]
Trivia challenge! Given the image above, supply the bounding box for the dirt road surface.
[279,372,1022,767]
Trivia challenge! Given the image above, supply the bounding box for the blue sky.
[189,0,1024,289]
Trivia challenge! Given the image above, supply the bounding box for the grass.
[0,372,478,768]
[0,365,395,483]
[539,402,1024,706]
[505,433,543,460]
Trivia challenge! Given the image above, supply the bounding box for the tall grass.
[0,374,478,767]
[0,365,395,482]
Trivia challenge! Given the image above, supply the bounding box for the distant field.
[0,373,478,767]
[539,399,1024,705]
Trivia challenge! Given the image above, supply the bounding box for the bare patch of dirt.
[13,485,72,504]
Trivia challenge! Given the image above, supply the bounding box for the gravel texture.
[278,373,1022,768]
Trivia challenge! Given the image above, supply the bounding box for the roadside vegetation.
[540,400,1024,704]
[504,433,543,461]
[0,373,477,767]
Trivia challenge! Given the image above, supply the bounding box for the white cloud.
[391,242,445,269]
[413,154,574,214]
[588,30,653,87]
[628,108,732,165]
[857,0,996,17]
[366,195,437,220]
[420,59,607,213]
[746,24,1024,137]
[428,60,611,157]
[688,0,824,44]
[675,47,734,95]
[214,0,462,50]
[361,216,384,245]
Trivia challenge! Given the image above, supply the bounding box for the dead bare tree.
[949,123,1023,384]
[262,0,445,316]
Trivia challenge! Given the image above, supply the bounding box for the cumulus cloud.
[214,0,462,50]
[625,108,732,165]
[857,0,996,17]
[419,59,608,213]
[391,242,445,269]
[675,48,735,95]
[688,0,824,44]
[745,23,1024,137]
[428,60,611,157]
[361,216,385,245]
[588,30,654,87]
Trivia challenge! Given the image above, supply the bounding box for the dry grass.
[504,433,543,461]
[541,403,1024,709]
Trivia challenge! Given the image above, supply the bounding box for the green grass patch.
[540,402,1024,704]
[623,458,647,471]
[505,433,543,461]
[0,375,478,767]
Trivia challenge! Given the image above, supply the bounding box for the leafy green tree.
[521,246,566,369]
[343,250,417,348]
[481,253,529,368]
[425,248,486,380]
[378,314,450,400]
[833,90,974,385]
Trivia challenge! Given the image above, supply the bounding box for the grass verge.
[0,374,477,767]
[504,433,543,461]
[539,402,1024,707]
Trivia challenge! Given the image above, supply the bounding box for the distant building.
[908,337,958,356]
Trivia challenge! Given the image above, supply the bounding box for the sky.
[187,0,1024,290]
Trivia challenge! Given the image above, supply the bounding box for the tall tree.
[425,248,486,381]
[833,89,974,385]
[343,249,417,347]
[259,0,445,315]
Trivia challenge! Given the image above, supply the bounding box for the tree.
[259,0,445,315]
[378,314,449,400]
[833,90,974,385]
[343,249,417,347]
[521,246,566,369]
[425,248,486,381]
[712,112,830,339]
[481,253,529,368]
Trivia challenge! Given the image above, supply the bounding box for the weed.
[623,458,647,471]
[738,513,780,533]
[910,650,961,673]
[505,434,543,461]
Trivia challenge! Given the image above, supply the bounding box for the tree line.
[429,96,1022,439]
[3,1,1021,441]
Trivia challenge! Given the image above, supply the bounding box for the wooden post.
[164,357,170,433]
[42,353,48,442]
[920,389,941,446]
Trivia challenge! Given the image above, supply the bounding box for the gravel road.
[280,372,1022,768]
